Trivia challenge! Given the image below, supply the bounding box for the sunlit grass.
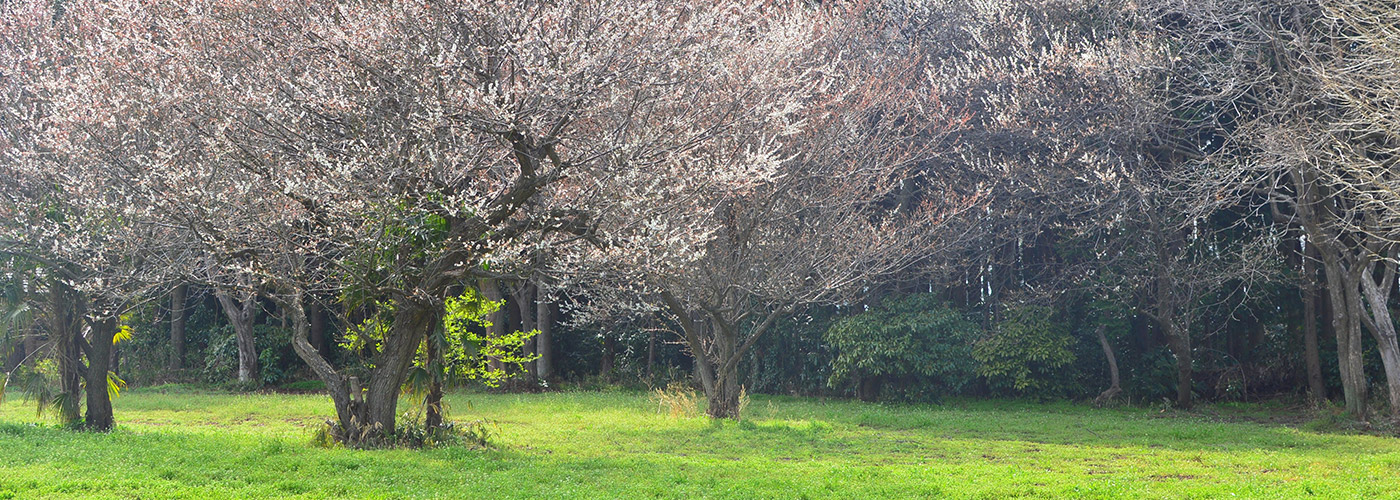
[1,386,1397,498]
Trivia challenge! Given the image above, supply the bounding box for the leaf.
[107,371,127,400]
[113,325,133,344]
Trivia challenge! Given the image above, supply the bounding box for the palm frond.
[107,371,127,400]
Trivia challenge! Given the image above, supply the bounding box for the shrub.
[974,304,1076,396]
[824,294,980,402]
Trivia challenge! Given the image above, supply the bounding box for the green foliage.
[396,288,537,434]
[200,324,239,383]
[825,295,980,401]
[338,197,455,311]
[436,289,537,388]
[198,322,297,387]
[105,371,127,400]
[974,304,1076,396]
[14,359,63,419]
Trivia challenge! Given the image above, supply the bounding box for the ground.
[1,386,1398,498]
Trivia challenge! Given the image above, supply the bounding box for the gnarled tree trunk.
[1320,255,1369,419]
[214,288,259,385]
[661,291,778,419]
[363,303,438,438]
[282,293,361,439]
[1360,255,1400,420]
[1093,325,1122,407]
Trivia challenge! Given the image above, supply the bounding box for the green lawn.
[1,387,1398,499]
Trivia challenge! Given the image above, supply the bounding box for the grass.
[2,386,1399,498]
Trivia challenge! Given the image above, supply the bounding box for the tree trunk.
[857,375,881,402]
[363,303,438,439]
[536,300,553,382]
[1094,324,1122,406]
[282,293,361,440]
[515,284,537,385]
[1302,249,1326,402]
[22,323,38,368]
[708,367,742,418]
[1294,167,1367,419]
[215,289,259,385]
[1321,256,1368,419]
[50,280,83,427]
[1151,217,1192,409]
[1360,257,1400,420]
[83,316,118,432]
[424,335,444,429]
[309,299,326,357]
[600,336,616,381]
[1165,326,1193,409]
[168,284,187,372]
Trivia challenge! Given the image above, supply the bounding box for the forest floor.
[1,386,1398,499]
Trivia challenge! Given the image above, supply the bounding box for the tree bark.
[1165,324,1193,409]
[1094,324,1122,406]
[1302,247,1326,402]
[1359,256,1400,420]
[536,300,553,382]
[1150,216,1192,409]
[1320,255,1369,419]
[857,375,881,402]
[646,331,656,381]
[363,302,438,438]
[82,316,118,432]
[309,299,326,357]
[214,289,259,385]
[600,335,616,381]
[1294,166,1367,419]
[281,293,360,439]
[168,284,187,372]
[50,280,83,427]
[660,291,779,419]
[22,322,38,369]
[514,283,537,385]
[424,335,444,429]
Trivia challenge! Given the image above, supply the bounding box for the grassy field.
[1,387,1398,499]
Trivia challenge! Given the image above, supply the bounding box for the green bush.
[824,294,980,402]
[974,304,1075,396]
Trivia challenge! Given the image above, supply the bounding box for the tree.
[565,2,980,418]
[1144,0,1400,419]
[18,0,927,441]
[1,0,182,430]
